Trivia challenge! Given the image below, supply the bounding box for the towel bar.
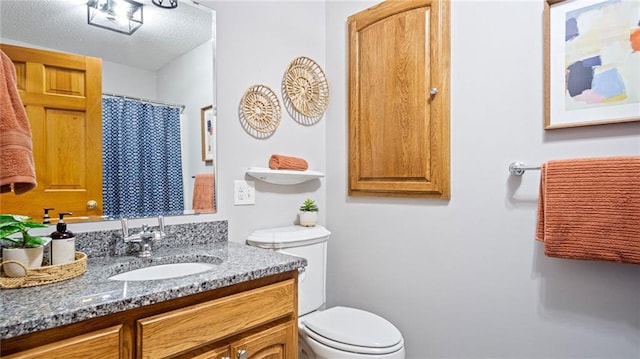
[509,162,541,176]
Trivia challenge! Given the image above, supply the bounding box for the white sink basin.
[108,262,217,281]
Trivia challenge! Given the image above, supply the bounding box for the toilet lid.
[302,307,403,354]
[247,225,331,249]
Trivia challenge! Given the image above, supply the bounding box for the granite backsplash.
[73,220,228,258]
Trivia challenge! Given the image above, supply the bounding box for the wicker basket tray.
[0,251,87,289]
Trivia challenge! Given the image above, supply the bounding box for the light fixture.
[152,0,178,9]
[87,0,143,35]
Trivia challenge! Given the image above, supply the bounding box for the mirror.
[0,0,217,221]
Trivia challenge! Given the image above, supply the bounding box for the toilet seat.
[302,306,404,355]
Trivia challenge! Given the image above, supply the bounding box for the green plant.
[299,199,319,212]
[0,214,50,248]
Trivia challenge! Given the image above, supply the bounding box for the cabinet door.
[137,280,295,358]
[3,325,123,359]
[348,0,450,198]
[230,323,296,359]
[191,346,230,359]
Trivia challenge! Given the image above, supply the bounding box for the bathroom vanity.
[0,237,305,359]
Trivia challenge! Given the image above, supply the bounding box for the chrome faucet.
[121,216,166,257]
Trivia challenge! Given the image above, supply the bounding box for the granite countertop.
[0,241,306,340]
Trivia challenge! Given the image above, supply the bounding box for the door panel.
[0,44,102,220]
[348,0,450,198]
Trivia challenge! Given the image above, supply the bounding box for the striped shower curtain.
[102,97,184,218]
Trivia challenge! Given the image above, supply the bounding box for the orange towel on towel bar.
[192,173,215,213]
[269,154,308,171]
[535,156,640,265]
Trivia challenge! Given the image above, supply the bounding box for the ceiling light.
[152,0,178,9]
[87,0,143,35]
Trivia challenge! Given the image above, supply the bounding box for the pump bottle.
[42,207,54,224]
[51,212,76,265]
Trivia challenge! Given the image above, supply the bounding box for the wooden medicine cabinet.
[348,0,450,198]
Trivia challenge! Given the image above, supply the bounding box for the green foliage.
[299,199,319,212]
[0,214,50,248]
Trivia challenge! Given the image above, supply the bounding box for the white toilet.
[247,225,405,359]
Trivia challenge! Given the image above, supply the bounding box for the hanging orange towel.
[535,156,640,265]
[269,154,308,171]
[192,173,215,213]
[0,49,36,194]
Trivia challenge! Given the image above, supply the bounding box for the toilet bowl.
[247,225,406,359]
[299,306,405,359]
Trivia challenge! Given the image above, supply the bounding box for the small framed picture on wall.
[544,0,640,129]
[201,105,215,162]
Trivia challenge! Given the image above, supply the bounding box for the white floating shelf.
[246,167,325,185]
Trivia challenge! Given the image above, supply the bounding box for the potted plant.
[1,214,50,277]
[298,199,319,227]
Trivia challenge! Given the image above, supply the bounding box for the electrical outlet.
[234,180,255,205]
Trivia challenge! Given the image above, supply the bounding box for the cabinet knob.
[429,87,438,95]
[87,200,98,209]
[237,349,248,359]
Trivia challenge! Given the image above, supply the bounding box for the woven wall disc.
[282,56,329,123]
[239,85,282,136]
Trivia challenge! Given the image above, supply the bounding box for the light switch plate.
[234,180,255,205]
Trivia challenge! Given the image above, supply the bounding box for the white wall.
[102,61,157,99]
[325,1,640,358]
[200,0,327,241]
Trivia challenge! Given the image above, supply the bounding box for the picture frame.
[200,105,215,162]
[544,0,640,129]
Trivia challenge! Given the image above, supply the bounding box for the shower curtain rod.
[102,93,186,113]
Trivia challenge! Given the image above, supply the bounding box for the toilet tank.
[247,225,331,316]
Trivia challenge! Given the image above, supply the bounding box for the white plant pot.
[299,211,318,227]
[2,246,44,278]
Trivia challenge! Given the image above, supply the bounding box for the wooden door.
[0,44,103,220]
[230,323,296,359]
[348,0,450,198]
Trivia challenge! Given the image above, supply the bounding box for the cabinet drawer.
[4,325,123,359]
[137,279,295,359]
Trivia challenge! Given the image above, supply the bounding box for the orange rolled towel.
[269,154,309,171]
[535,156,640,265]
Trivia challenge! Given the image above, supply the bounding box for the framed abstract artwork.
[201,105,215,162]
[544,0,640,129]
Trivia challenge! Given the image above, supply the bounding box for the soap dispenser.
[42,207,54,224]
[50,212,75,265]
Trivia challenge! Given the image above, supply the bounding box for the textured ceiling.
[0,0,213,71]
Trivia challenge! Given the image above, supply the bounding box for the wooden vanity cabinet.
[1,271,298,359]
